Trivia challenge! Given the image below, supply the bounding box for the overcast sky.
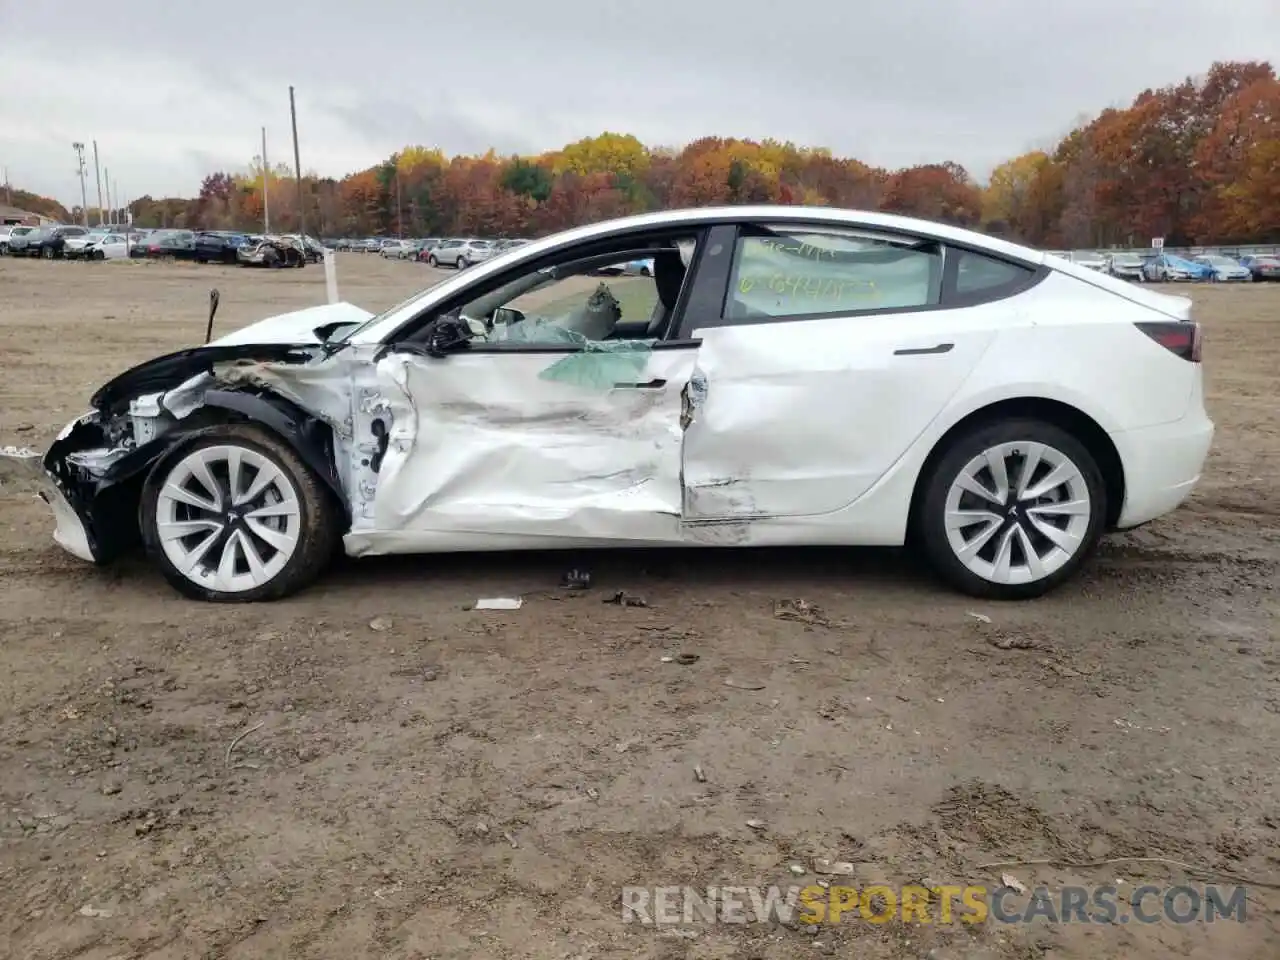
[2,0,1277,207]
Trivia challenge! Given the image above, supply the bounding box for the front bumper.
[0,448,97,562]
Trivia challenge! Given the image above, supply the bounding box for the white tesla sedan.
[1,206,1213,602]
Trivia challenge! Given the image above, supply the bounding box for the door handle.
[894,343,954,356]
[613,378,667,389]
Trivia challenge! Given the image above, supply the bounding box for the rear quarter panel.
[950,270,1198,432]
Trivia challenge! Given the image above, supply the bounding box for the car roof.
[494,206,1051,267]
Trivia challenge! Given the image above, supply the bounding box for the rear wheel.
[140,424,341,602]
[915,419,1106,600]
[457,256,469,269]
[428,255,438,267]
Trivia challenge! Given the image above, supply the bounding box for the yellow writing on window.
[738,274,878,300]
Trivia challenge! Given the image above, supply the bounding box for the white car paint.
[209,301,374,346]
[9,205,1214,601]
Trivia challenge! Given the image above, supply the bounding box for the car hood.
[88,302,375,412]
[210,301,374,346]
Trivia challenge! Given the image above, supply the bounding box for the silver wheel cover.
[943,441,1092,585]
[155,444,302,593]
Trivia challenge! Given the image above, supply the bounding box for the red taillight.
[1135,321,1202,363]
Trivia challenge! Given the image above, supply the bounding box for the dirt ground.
[0,254,1277,960]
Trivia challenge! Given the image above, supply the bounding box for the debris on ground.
[724,679,766,691]
[693,764,707,782]
[473,598,523,611]
[744,819,766,831]
[560,569,591,590]
[789,863,806,875]
[814,859,856,876]
[967,611,992,623]
[660,653,699,665]
[604,591,647,607]
[773,598,830,626]
[78,904,114,919]
[1001,873,1028,894]
[990,633,1038,650]
[368,617,393,632]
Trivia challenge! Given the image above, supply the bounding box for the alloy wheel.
[943,441,1091,585]
[155,444,302,593]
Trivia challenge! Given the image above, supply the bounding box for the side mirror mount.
[491,306,525,329]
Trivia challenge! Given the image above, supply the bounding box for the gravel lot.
[0,254,1277,959]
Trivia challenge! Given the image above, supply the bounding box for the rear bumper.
[1112,413,1214,528]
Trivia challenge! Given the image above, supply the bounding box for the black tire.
[428,255,438,267]
[43,246,54,260]
[457,256,469,269]
[92,249,105,261]
[139,423,342,602]
[913,418,1107,600]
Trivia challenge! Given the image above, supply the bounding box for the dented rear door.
[679,225,1004,522]
[362,343,700,550]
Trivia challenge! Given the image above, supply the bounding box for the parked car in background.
[80,233,132,260]
[1069,250,1108,271]
[492,238,531,255]
[1192,254,1251,282]
[278,235,325,263]
[1239,255,1280,281]
[132,229,197,260]
[23,225,90,259]
[0,224,35,253]
[237,234,307,268]
[427,238,493,268]
[1142,253,1207,282]
[380,239,415,259]
[599,257,655,276]
[62,229,111,259]
[1105,252,1146,281]
[415,238,443,262]
[194,231,248,264]
[65,231,131,260]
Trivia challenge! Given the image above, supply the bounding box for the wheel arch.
[907,396,1126,535]
[71,390,349,563]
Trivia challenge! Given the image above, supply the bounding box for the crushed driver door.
[355,342,701,552]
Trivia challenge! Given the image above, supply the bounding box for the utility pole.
[104,168,111,224]
[92,141,105,225]
[289,86,305,238]
[2,165,10,206]
[395,170,403,238]
[72,142,89,226]
[261,126,270,234]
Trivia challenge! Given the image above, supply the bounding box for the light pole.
[72,142,90,226]
[92,141,105,225]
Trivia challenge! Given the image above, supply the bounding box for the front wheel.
[43,246,54,260]
[457,256,469,269]
[140,424,342,602]
[427,255,438,267]
[914,419,1106,600]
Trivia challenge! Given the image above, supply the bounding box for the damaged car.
[237,234,309,268]
[1,206,1213,602]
